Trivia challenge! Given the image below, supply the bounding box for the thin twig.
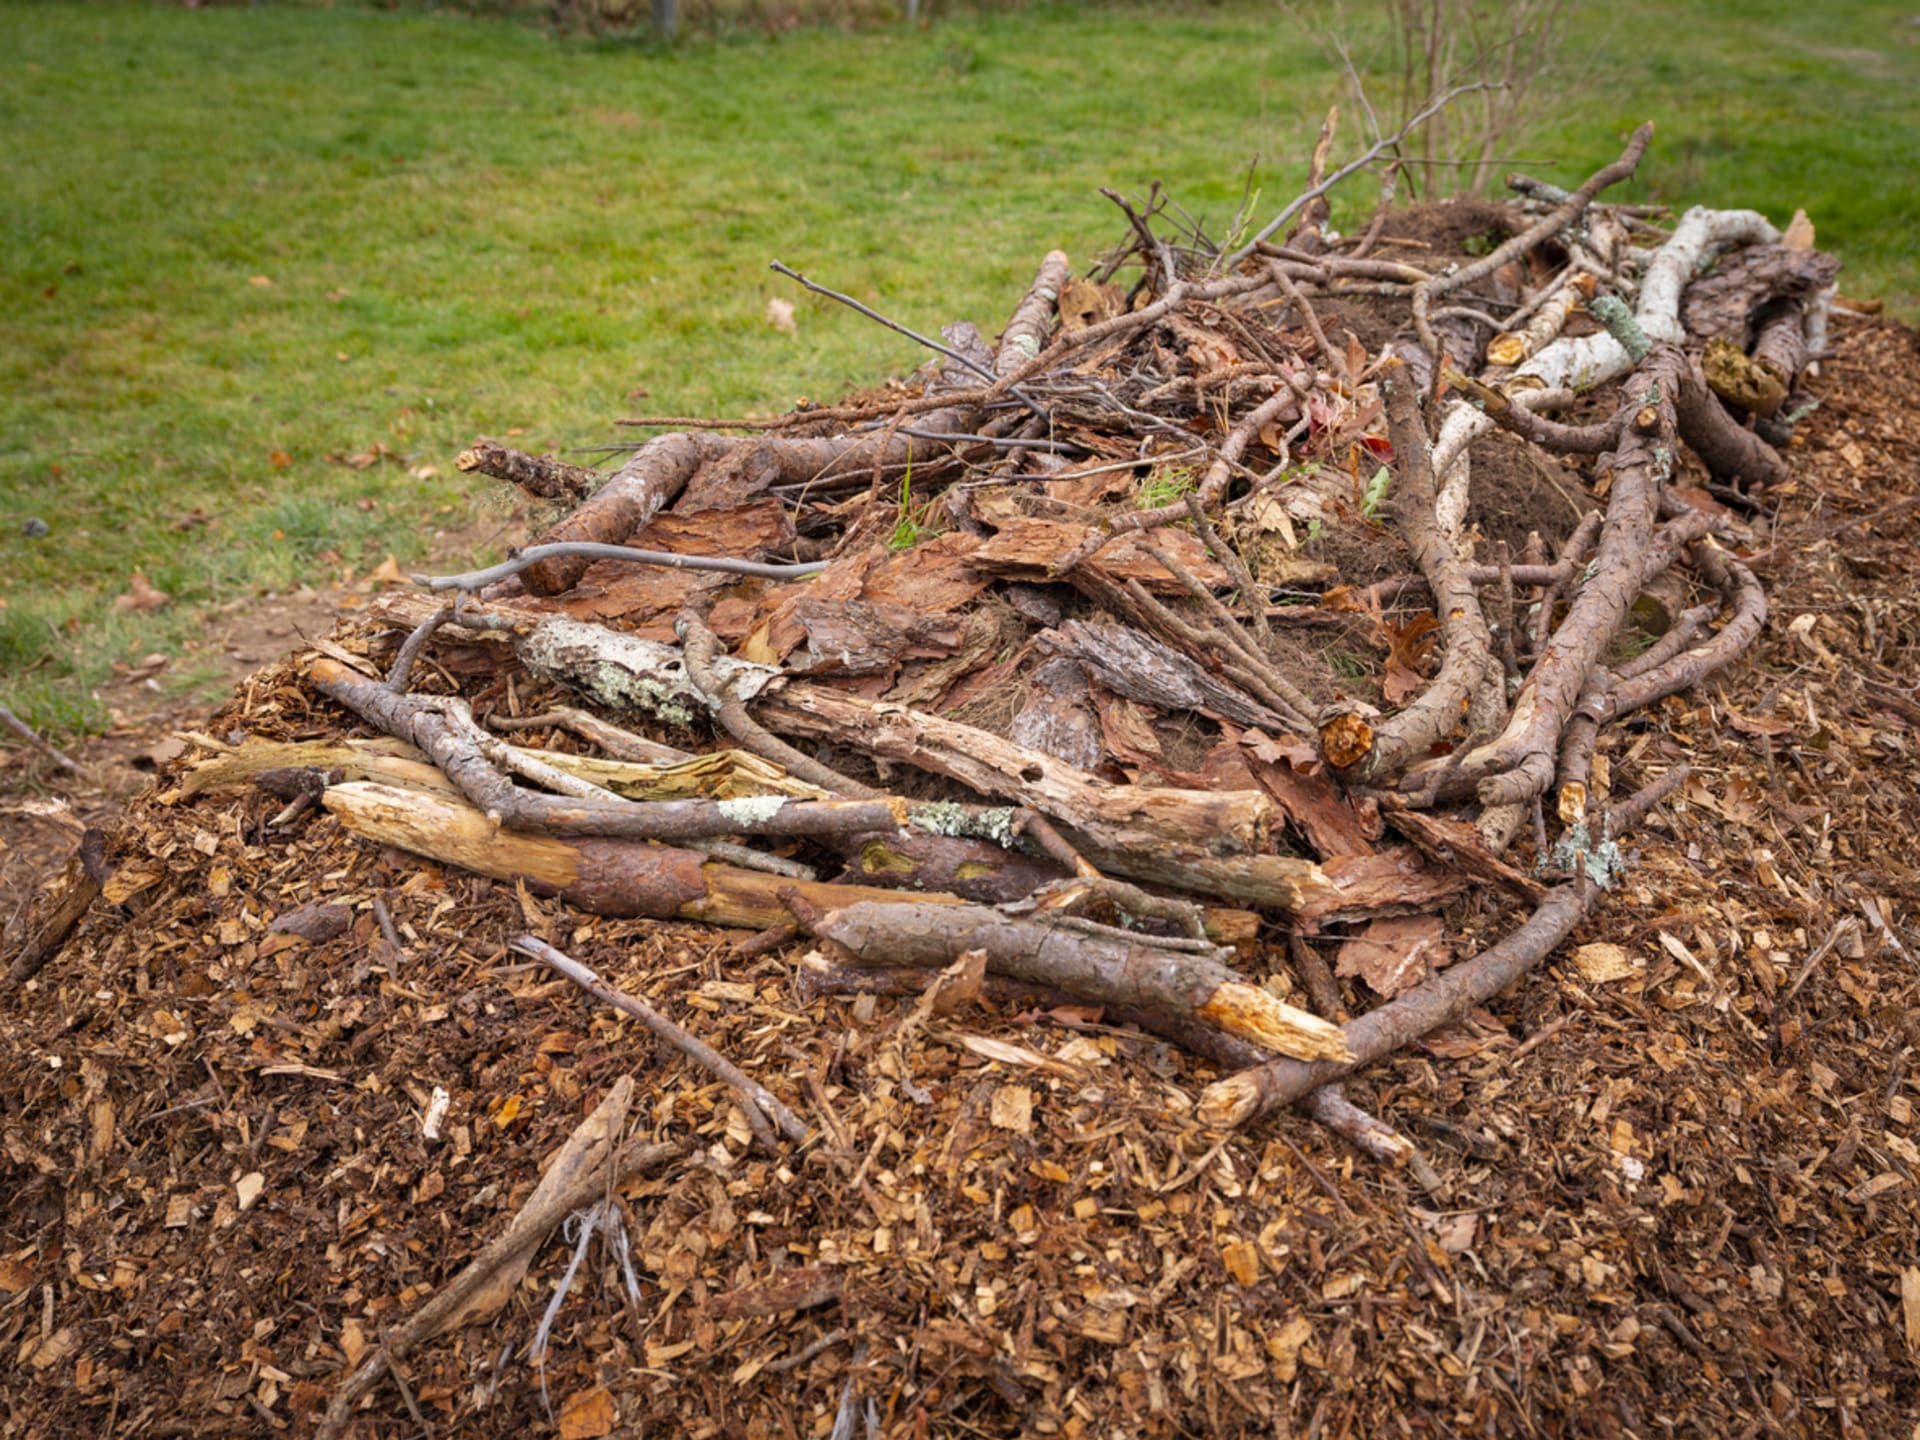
[513,935,808,1147]
[1225,81,1499,267]
[0,702,81,773]
[771,260,1049,416]
[418,541,824,593]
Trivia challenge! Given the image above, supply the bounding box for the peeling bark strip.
[1037,621,1304,734]
[807,900,1351,1063]
[1197,883,1595,1129]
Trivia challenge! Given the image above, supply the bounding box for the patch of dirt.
[1375,196,1518,258]
[1463,424,1599,556]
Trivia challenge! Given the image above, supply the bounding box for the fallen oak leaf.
[113,572,172,614]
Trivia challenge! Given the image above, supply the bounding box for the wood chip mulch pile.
[4,293,1920,1436]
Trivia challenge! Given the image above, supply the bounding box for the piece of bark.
[806,899,1350,1062]
[1038,621,1302,734]
[705,1267,843,1321]
[1379,801,1547,905]
[1335,914,1449,999]
[968,512,1232,592]
[1008,656,1104,772]
[6,828,111,986]
[783,597,968,677]
[269,902,354,944]
[1680,244,1840,344]
[1237,731,1379,860]
[456,438,597,502]
[559,500,798,634]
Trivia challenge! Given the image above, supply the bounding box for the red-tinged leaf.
[1379,612,1441,706]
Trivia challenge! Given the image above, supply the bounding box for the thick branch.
[806,899,1350,1062]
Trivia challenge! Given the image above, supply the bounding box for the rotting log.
[323,780,1258,943]
[321,780,963,929]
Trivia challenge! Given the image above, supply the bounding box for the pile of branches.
[88,117,1834,1163]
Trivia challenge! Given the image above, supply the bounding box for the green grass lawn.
[2,0,1915,734]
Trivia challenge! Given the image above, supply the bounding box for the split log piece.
[804,898,1351,1062]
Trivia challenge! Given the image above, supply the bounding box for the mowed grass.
[2,1,1914,734]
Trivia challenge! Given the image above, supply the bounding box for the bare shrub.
[1285,0,1570,198]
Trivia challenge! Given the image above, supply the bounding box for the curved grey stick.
[416,542,825,592]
